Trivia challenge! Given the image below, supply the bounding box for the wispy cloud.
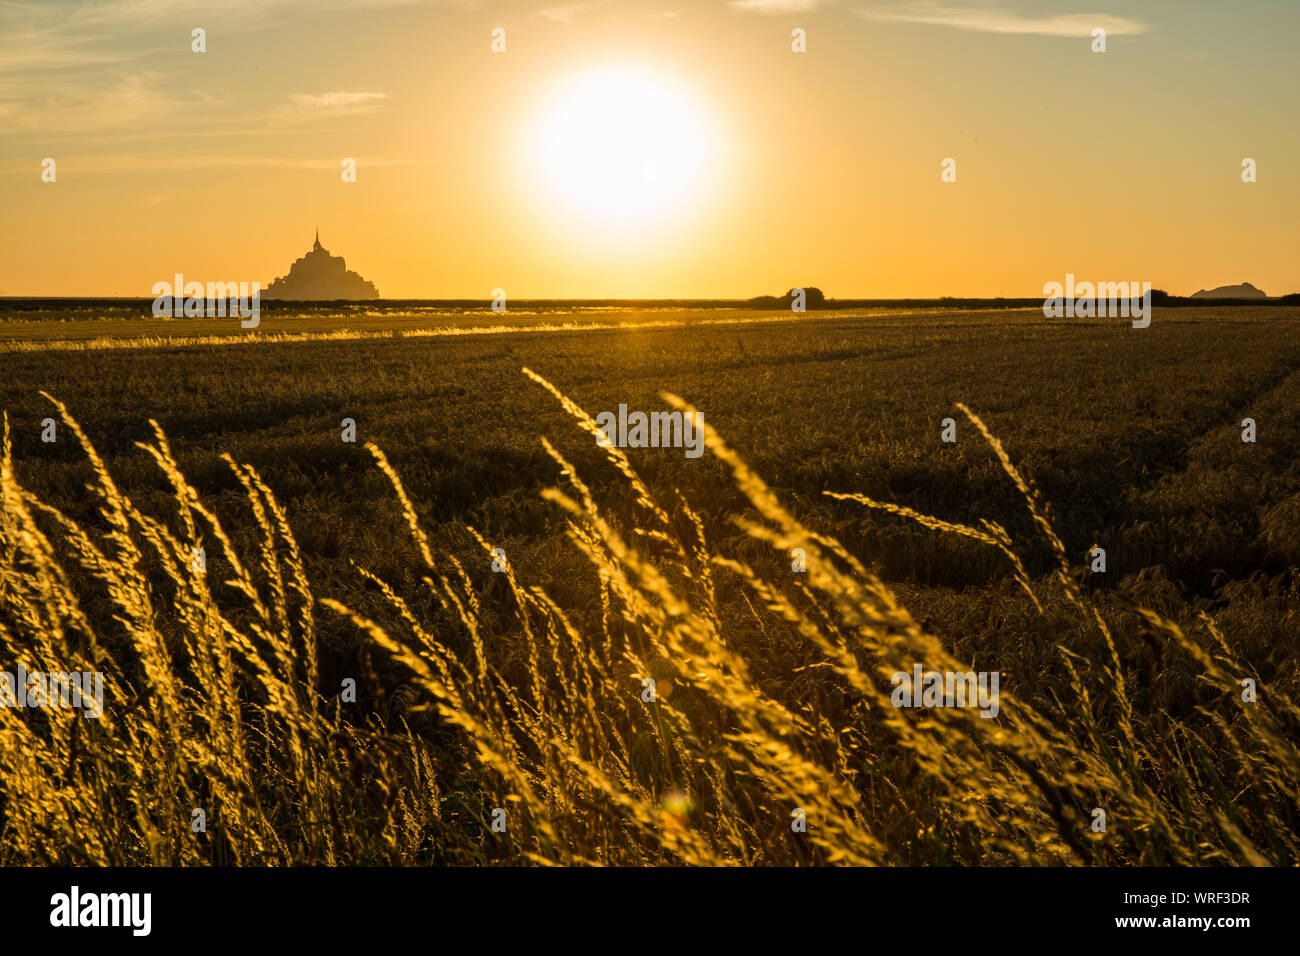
[0,72,195,134]
[729,0,825,12]
[11,0,430,34]
[537,0,618,24]
[855,2,1147,37]
[0,0,441,75]
[289,91,388,109]
[0,154,419,179]
[269,91,390,125]
[0,0,419,137]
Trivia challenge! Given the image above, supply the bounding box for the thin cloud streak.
[537,1,619,24]
[729,0,826,13]
[0,154,419,178]
[289,92,388,109]
[856,2,1148,37]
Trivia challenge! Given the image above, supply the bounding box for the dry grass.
[0,309,931,353]
[1,370,1296,865]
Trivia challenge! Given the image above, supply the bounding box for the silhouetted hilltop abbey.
[1190,282,1267,299]
[263,231,379,300]
[744,287,827,309]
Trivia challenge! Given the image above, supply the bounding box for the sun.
[528,67,717,230]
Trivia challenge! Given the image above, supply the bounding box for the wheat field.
[2,312,1297,864]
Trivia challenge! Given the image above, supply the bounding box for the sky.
[1,0,1296,298]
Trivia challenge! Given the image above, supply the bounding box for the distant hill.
[263,232,379,300]
[1190,282,1267,299]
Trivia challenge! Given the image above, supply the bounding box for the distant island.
[263,232,379,300]
[1190,282,1268,299]
[731,283,1298,310]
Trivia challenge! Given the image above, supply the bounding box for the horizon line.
[2,293,1296,303]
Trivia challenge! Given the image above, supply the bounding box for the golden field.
[1,305,1297,865]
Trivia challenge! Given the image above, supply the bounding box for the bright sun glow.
[530,67,716,230]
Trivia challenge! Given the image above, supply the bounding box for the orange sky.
[1,0,1296,298]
